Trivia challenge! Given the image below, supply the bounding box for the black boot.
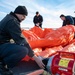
[0,61,13,75]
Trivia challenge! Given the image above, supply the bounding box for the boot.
[0,61,13,75]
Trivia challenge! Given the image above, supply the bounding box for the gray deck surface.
[11,60,40,75]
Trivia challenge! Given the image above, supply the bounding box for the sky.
[0,0,75,29]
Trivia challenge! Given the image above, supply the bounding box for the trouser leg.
[0,43,28,68]
[39,24,42,28]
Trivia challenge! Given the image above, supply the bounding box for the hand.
[37,23,40,25]
[32,55,45,69]
[36,23,40,26]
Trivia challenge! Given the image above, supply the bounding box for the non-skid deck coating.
[11,60,40,75]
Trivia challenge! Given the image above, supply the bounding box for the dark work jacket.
[62,16,75,26]
[33,15,43,24]
[0,12,34,57]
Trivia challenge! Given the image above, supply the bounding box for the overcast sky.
[0,0,75,28]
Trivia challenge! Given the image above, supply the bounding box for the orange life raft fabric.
[30,26,54,38]
[43,28,54,38]
[22,30,40,40]
[39,46,63,58]
[28,25,75,48]
[21,25,75,62]
[61,42,75,53]
[68,39,75,44]
[29,26,44,38]
[22,46,63,61]
[44,25,75,45]
[33,48,42,56]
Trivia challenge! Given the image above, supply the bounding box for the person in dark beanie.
[33,11,43,28]
[0,5,45,75]
[60,14,75,26]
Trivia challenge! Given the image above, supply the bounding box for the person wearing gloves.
[0,5,45,75]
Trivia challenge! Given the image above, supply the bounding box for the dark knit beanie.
[14,6,28,16]
[36,11,39,14]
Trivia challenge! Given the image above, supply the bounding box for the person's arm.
[6,20,34,57]
[32,55,45,69]
[62,21,66,26]
[66,16,74,25]
[39,15,43,23]
[41,15,43,23]
[33,16,36,24]
[7,20,45,69]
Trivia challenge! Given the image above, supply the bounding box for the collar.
[10,12,21,22]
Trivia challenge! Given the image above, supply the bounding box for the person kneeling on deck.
[0,5,45,75]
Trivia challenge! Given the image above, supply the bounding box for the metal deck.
[11,60,40,75]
